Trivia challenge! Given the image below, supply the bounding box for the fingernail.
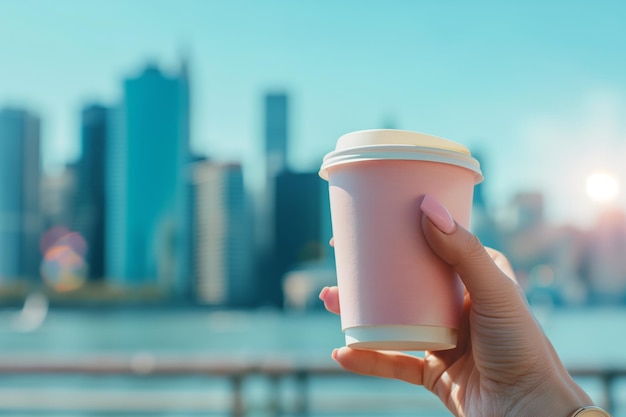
[420,194,456,234]
[329,237,335,247]
[331,348,339,360]
[319,286,329,301]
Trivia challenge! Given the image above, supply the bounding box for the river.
[0,305,624,416]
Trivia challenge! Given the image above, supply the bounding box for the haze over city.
[2,0,626,227]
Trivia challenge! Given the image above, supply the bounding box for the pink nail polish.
[420,194,456,234]
[319,286,329,300]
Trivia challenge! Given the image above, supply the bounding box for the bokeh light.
[39,227,88,292]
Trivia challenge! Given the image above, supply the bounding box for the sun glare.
[586,172,620,203]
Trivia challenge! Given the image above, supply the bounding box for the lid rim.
[319,144,483,184]
[323,144,473,161]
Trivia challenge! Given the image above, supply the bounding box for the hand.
[319,195,592,417]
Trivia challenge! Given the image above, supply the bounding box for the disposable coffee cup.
[319,129,482,351]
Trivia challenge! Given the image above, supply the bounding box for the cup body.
[320,130,481,351]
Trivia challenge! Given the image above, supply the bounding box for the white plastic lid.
[335,129,471,154]
[319,129,482,183]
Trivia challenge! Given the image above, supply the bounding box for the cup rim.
[318,143,483,184]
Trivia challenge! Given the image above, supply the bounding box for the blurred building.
[470,153,501,250]
[106,62,192,295]
[265,93,289,176]
[257,92,290,307]
[0,108,42,282]
[580,210,626,304]
[72,104,109,281]
[499,191,589,306]
[500,192,552,290]
[500,192,549,271]
[41,167,77,230]
[272,170,328,306]
[511,192,544,231]
[191,160,253,306]
[282,264,336,311]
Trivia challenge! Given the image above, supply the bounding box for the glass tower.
[0,108,41,282]
[74,104,108,281]
[106,64,191,292]
[257,93,290,306]
[265,93,288,175]
[272,171,326,305]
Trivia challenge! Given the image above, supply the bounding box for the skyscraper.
[0,108,41,282]
[73,104,108,281]
[256,92,290,306]
[106,63,191,294]
[191,160,253,306]
[265,93,288,176]
[271,170,327,307]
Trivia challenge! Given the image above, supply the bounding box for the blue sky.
[2,0,626,226]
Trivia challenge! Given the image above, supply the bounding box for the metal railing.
[0,356,622,416]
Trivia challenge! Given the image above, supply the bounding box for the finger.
[332,347,425,386]
[329,237,335,247]
[420,194,523,307]
[319,286,340,314]
[485,247,517,283]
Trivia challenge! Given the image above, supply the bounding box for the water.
[0,306,625,416]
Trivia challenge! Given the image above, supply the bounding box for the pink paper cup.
[319,129,482,351]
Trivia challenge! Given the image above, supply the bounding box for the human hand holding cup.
[318,130,596,417]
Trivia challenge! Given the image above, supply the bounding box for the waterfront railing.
[0,356,622,416]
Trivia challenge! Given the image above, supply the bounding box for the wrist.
[506,370,593,417]
[568,406,612,417]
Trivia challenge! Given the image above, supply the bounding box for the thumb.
[419,194,522,308]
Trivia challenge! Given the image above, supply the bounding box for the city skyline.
[2,1,626,227]
[0,58,333,308]
[1,59,626,307]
